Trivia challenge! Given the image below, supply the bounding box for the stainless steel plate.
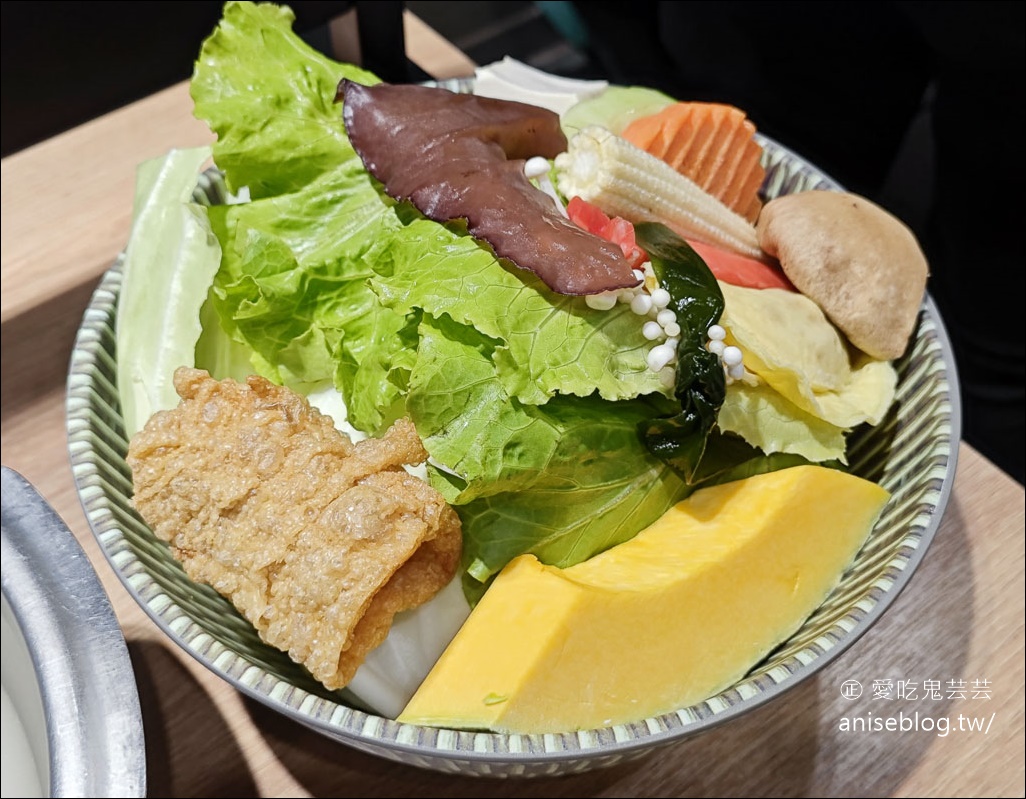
[1,467,146,797]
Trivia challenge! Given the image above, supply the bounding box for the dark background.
[2,0,354,154]
[0,1,551,156]
[2,0,1021,484]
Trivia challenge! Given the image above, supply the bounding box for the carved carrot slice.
[623,102,766,224]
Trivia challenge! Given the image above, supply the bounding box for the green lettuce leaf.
[372,214,668,405]
[408,313,677,502]
[190,0,379,198]
[205,163,410,433]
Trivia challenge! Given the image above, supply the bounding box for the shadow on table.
[244,678,820,797]
[800,496,976,796]
[130,639,259,798]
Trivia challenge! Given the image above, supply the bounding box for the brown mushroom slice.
[338,79,640,296]
[757,191,929,361]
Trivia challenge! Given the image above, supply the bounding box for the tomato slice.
[568,196,789,286]
[566,196,609,234]
[567,197,648,270]
[685,238,796,291]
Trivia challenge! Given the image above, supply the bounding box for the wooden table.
[2,11,1023,798]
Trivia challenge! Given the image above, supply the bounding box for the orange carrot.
[620,113,662,151]
[622,102,766,223]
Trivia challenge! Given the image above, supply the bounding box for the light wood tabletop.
[2,10,1023,798]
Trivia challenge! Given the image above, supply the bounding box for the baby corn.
[554,126,763,260]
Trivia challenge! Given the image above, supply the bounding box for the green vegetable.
[405,313,687,600]
[204,161,411,432]
[371,214,667,406]
[173,3,809,609]
[635,224,727,483]
[117,146,221,438]
[560,84,675,137]
[190,0,378,198]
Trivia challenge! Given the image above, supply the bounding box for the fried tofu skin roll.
[128,367,462,690]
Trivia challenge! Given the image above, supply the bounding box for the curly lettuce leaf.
[190,0,379,198]
[372,214,667,406]
[407,313,677,503]
[205,163,410,432]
